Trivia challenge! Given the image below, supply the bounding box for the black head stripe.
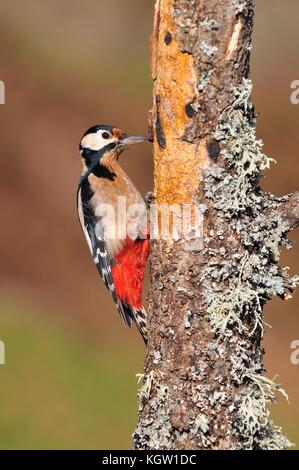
[80,142,117,172]
[91,164,116,181]
[98,142,117,155]
[78,142,117,189]
[82,124,116,138]
[81,142,117,158]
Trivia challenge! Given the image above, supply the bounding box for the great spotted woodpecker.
[77,125,150,343]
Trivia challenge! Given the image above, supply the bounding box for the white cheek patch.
[81,134,101,151]
[81,133,107,151]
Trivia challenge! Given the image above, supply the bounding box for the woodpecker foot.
[145,191,155,209]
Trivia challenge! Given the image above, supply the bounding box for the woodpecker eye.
[102,132,110,140]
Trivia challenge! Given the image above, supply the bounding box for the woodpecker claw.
[145,191,155,208]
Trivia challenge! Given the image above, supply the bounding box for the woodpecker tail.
[122,303,147,344]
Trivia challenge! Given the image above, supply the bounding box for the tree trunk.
[134,0,299,450]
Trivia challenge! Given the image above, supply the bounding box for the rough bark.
[134,0,299,450]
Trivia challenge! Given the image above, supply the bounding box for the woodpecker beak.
[120,135,147,145]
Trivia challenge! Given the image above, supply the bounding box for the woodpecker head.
[79,124,147,172]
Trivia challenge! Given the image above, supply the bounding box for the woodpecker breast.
[87,161,147,257]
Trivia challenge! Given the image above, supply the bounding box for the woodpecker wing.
[77,178,133,327]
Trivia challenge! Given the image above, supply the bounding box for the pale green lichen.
[134,378,174,449]
[207,279,264,336]
[135,370,182,449]
[136,370,155,402]
[190,415,210,437]
[235,374,292,450]
[206,252,264,335]
[205,78,298,310]
[203,77,297,449]
[200,18,219,31]
[199,41,218,59]
[233,0,248,15]
[197,68,213,92]
[184,309,192,328]
[153,350,162,365]
[206,79,274,213]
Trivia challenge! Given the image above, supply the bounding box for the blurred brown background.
[0,0,298,449]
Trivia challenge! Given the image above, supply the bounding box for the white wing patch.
[77,187,92,254]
